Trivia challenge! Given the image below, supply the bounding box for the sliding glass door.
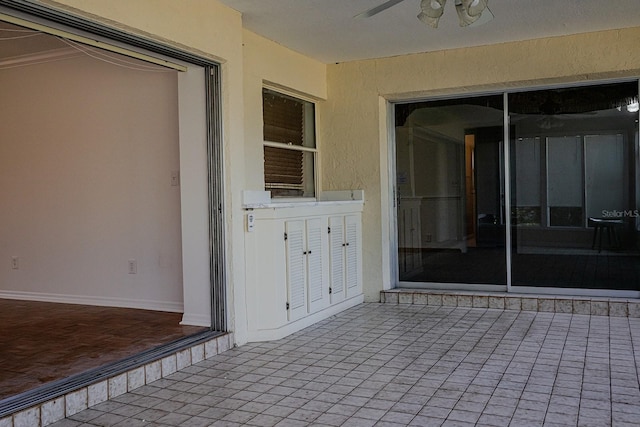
[509,82,639,290]
[396,81,640,292]
[395,95,507,286]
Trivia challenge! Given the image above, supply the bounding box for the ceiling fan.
[356,0,493,28]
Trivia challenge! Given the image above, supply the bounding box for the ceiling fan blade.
[354,0,407,18]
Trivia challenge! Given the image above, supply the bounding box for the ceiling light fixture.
[355,0,493,28]
[418,0,493,28]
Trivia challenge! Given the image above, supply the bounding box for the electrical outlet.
[171,170,180,187]
[247,213,255,232]
[11,256,19,270]
[128,259,137,274]
[425,234,432,243]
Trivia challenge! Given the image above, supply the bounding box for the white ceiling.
[216,0,640,64]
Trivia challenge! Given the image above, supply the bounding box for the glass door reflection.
[509,82,640,290]
[395,96,506,285]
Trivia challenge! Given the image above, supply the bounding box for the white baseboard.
[180,312,212,327]
[0,290,183,313]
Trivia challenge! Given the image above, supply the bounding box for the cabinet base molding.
[247,294,364,342]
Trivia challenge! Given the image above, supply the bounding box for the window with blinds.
[263,88,316,198]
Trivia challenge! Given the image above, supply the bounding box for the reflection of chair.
[588,217,623,252]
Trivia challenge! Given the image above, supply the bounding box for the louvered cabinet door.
[328,216,346,304]
[306,218,326,313]
[345,214,362,297]
[285,220,307,321]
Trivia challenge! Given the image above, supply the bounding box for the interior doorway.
[464,134,476,247]
[0,4,226,409]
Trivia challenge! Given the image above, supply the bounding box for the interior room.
[0,21,207,400]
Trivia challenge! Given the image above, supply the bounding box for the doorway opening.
[0,4,226,410]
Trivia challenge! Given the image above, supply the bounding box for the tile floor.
[0,299,206,398]
[45,303,640,427]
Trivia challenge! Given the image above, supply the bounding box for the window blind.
[263,89,307,196]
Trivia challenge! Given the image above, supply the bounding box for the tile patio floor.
[50,303,640,427]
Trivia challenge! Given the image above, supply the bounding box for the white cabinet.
[243,194,364,342]
[285,218,327,321]
[328,215,362,304]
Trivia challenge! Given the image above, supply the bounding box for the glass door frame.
[390,80,640,299]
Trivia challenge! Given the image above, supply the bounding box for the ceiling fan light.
[461,0,488,17]
[455,3,493,27]
[418,0,447,28]
[419,0,447,18]
[455,9,477,26]
[415,0,492,28]
[417,11,441,28]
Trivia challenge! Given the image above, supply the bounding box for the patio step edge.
[380,290,640,317]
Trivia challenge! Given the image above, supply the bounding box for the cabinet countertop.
[244,199,364,210]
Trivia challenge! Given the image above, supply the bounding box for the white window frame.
[263,85,318,199]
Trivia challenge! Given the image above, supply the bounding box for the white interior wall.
[177,64,211,325]
[0,52,184,311]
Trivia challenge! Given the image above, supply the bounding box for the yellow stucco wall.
[42,0,242,62]
[320,27,640,302]
[242,29,326,192]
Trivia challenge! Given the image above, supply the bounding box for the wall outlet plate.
[128,259,137,274]
[247,213,255,232]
